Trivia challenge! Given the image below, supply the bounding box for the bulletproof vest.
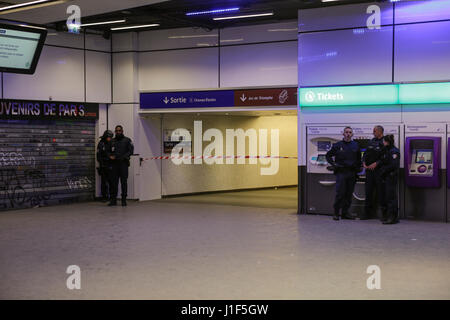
[364,137,384,165]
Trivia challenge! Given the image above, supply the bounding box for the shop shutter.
[0,119,96,211]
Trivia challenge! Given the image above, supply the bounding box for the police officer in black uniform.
[362,125,385,220]
[326,126,362,221]
[108,125,134,207]
[96,130,113,202]
[379,135,400,224]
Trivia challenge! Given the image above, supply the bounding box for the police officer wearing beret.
[96,130,113,202]
[379,135,400,224]
[362,125,385,220]
[108,125,134,207]
[326,126,362,221]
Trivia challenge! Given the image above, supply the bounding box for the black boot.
[121,198,127,207]
[359,209,370,220]
[381,208,388,222]
[108,199,117,206]
[333,209,340,221]
[341,212,355,220]
[383,211,398,224]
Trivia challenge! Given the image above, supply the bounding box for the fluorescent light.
[186,7,239,16]
[168,34,218,39]
[80,20,126,27]
[111,24,159,31]
[268,28,298,32]
[220,38,244,43]
[321,0,340,2]
[0,0,51,12]
[213,12,274,21]
[19,24,47,30]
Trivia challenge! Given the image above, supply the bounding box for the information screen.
[415,150,433,164]
[317,154,327,163]
[0,24,47,74]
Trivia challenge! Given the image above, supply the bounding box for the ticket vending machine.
[447,124,450,223]
[404,124,446,221]
[306,125,399,217]
[405,137,441,187]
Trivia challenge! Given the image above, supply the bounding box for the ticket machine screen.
[410,149,433,176]
[316,154,327,164]
[415,150,432,164]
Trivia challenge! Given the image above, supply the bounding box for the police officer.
[96,130,113,202]
[379,135,400,224]
[362,125,385,220]
[326,126,361,221]
[108,125,134,206]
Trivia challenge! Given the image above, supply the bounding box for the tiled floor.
[0,188,449,299]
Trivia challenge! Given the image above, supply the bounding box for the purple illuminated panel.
[405,137,441,188]
[298,2,393,32]
[448,137,450,188]
[394,21,450,82]
[395,0,450,24]
[299,27,393,86]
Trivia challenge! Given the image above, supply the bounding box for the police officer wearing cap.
[108,125,134,206]
[379,135,400,224]
[96,130,113,202]
[326,126,361,221]
[362,125,385,220]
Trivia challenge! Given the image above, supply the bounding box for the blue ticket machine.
[405,137,441,188]
[447,136,450,222]
[448,137,450,188]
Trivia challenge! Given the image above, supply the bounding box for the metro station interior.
[0,0,449,300]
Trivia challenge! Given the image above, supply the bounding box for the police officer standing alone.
[362,125,385,220]
[96,130,114,202]
[379,135,400,224]
[326,126,361,221]
[108,125,134,207]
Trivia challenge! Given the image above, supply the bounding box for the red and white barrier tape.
[141,155,297,161]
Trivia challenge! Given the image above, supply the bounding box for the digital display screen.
[317,141,331,152]
[415,150,432,164]
[317,154,327,163]
[0,24,47,74]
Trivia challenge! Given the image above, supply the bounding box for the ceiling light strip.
[80,20,126,27]
[186,7,240,16]
[111,23,160,31]
[0,0,52,12]
[213,12,274,21]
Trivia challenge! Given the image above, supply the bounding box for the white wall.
[139,48,219,91]
[86,51,112,103]
[135,21,299,92]
[113,52,139,103]
[220,41,297,88]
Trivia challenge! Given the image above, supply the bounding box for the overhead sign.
[234,88,297,107]
[299,84,399,107]
[299,82,450,107]
[399,82,450,104]
[140,88,298,109]
[0,99,99,120]
[140,91,235,109]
